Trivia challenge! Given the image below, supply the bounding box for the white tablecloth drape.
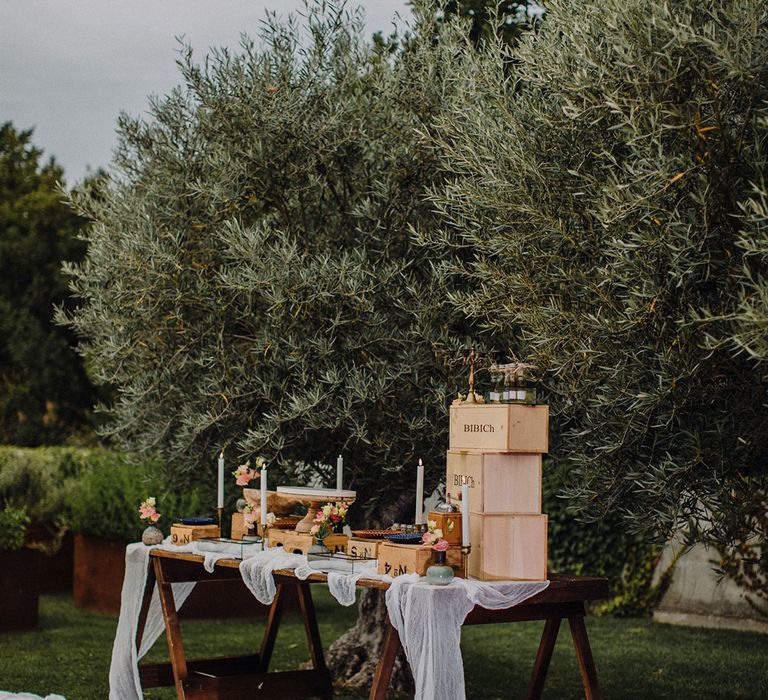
[109,543,548,700]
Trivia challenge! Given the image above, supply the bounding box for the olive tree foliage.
[419,0,768,552]
[63,3,469,517]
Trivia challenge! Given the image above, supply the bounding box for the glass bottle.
[486,365,502,403]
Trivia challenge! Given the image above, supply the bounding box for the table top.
[149,549,609,602]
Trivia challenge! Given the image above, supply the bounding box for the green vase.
[426,550,454,585]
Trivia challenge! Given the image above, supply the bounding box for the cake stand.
[276,486,357,533]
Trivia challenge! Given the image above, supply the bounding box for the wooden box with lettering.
[426,510,463,546]
[449,404,549,453]
[346,537,381,560]
[467,513,548,581]
[170,523,220,546]
[268,530,348,555]
[446,451,542,514]
[377,542,465,578]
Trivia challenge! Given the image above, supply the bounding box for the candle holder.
[461,543,472,578]
[217,506,223,534]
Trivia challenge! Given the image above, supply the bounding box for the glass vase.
[426,549,454,586]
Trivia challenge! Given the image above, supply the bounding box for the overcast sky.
[0,1,411,183]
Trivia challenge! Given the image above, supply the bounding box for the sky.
[0,0,411,183]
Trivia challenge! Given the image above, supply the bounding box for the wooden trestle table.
[137,549,609,700]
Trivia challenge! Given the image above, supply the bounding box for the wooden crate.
[446,451,542,514]
[346,537,381,560]
[170,524,220,546]
[449,404,549,452]
[267,530,348,555]
[426,510,463,546]
[467,513,547,581]
[377,542,465,578]
[230,513,248,540]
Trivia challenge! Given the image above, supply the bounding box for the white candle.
[217,451,224,509]
[462,482,470,548]
[260,467,268,527]
[415,458,424,525]
[336,454,343,491]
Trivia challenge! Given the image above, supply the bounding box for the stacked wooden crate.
[446,403,549,581]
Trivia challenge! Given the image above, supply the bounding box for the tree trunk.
[325,588,413,694]
[325,492,415,694]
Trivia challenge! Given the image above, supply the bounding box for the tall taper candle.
[415,458,425,525]
[260,466,268,527]
[461,482,470,547]
[217,450,224,510]
[336,454,343,491]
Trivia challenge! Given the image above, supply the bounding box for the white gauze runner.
[108,539,238,700]
[385,575,550,700]
[239,547,381,607]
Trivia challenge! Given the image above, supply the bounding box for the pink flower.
[233,464,256,486]
[310,524,320,535]
[139,498,161,523]
[432,539,449,552]
[243,512,255,525]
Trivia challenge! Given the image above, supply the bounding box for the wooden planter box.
[73,533,270,618]
[467,514,548,581]
[377,542,464,578]
[74,534,129,614]
[0,548,39,632]
[446,451,542,514]
[449,404,549,452]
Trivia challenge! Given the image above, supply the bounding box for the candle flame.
[418,458,423,466]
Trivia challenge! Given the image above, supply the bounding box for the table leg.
[154,557,189,699]
[369,616,402,700]
[523,617,561,700]
[568,615,603,700]
[296,580,327,672]
[257,582,286,673]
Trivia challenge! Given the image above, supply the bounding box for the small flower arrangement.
[309,502,349,540]
[243,504,275,531]
[233,456,267,487]
[421,519,444,547]
[138,496,161,523]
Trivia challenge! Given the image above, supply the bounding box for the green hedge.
[0,447,218,543]
[545,461,667,616]
[0,505,29,551]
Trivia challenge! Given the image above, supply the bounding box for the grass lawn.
[1,591,767,699]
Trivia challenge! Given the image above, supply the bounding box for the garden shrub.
[0,446,216,544]
[67,455,215,542]
[0,505,29,551]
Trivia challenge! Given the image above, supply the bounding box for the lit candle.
[461,482,470,548]
[336,454,343,491]
[260,465,268,528]
[415,458,424,525]
[217,450,224,510]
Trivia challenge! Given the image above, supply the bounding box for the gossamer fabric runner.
[108,540,237,700]
[385,575,550,700]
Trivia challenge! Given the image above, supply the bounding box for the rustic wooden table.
[137,549,608,700]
